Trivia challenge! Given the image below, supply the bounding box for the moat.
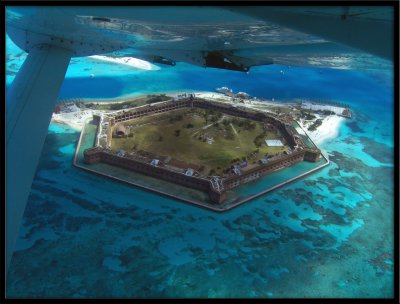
[72,93,339,211]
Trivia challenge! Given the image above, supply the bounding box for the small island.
[56,89,351,211]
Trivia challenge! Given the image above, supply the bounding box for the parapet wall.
[84,146,319,204]
[84,148,225,203]
[223,150,306,189]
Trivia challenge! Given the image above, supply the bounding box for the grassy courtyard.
[111,108,288,175]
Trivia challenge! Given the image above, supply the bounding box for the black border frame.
[2,1,399,303]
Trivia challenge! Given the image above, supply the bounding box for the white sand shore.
[63,90,201,105]
[52,91,345,145]
[89,55,159,71]
[301,102,346,116]
[51,91,236,131]
[195,91,285,107]
[51,110,98,131]
[298,115,345,145]
[195,92,233,103]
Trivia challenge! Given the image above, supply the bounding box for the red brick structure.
[84,147,226,203]
[84,97,321,204]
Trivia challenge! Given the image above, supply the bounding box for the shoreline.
[297,115,345,146]
[51,110,97,131]
[57,90,200,105]
[58,90,282,106]
[51,91,347,146]
[89,55,159,71]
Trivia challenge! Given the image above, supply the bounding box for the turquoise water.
[6,34,394,298]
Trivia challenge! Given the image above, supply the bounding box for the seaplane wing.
[6,6,394,71]
[228,6,394,62]
[5,5,394,271]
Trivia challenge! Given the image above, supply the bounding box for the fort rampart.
[84,146,319,204]
[110,98,298,149]
[84,97,321,204]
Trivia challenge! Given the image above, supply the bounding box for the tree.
[308,119,323,131]
[226,131,235,140]
[210,115,218,123]
[248,122,256,130]
[253,133,265,147]
[207,109,216,116]
[174,129,181,137]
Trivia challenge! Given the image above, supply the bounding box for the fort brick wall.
[223,150,306,190]
[84,148,225,203]
[86,97,321,204]
[84,146,319,204]
[110,98,299,149]
[304,149,321,162]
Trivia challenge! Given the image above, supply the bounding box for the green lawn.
[111,108,288,175]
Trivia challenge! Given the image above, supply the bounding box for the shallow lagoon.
[6,35,394,298]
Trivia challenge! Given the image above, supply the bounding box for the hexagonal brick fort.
[84,96,321,205]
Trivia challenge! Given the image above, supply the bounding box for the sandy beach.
[89,55,159,71]
[52,91,345,145]
[298,115,345,145]
[51,110,98,131]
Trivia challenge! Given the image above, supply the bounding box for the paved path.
[230,122,238,135]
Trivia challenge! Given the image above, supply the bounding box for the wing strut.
[6,44,72,272]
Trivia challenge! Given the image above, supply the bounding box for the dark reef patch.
[72,188,85,194]
[23,197,60,227]
[31,183,102,213]
[280,188,314,206]
[35,176,57,184]
[346,121,364,133]
[328,151,371,180]
[359,136,393,164]
[65,216,102,232]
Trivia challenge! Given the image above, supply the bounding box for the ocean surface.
[6,33,395,298]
